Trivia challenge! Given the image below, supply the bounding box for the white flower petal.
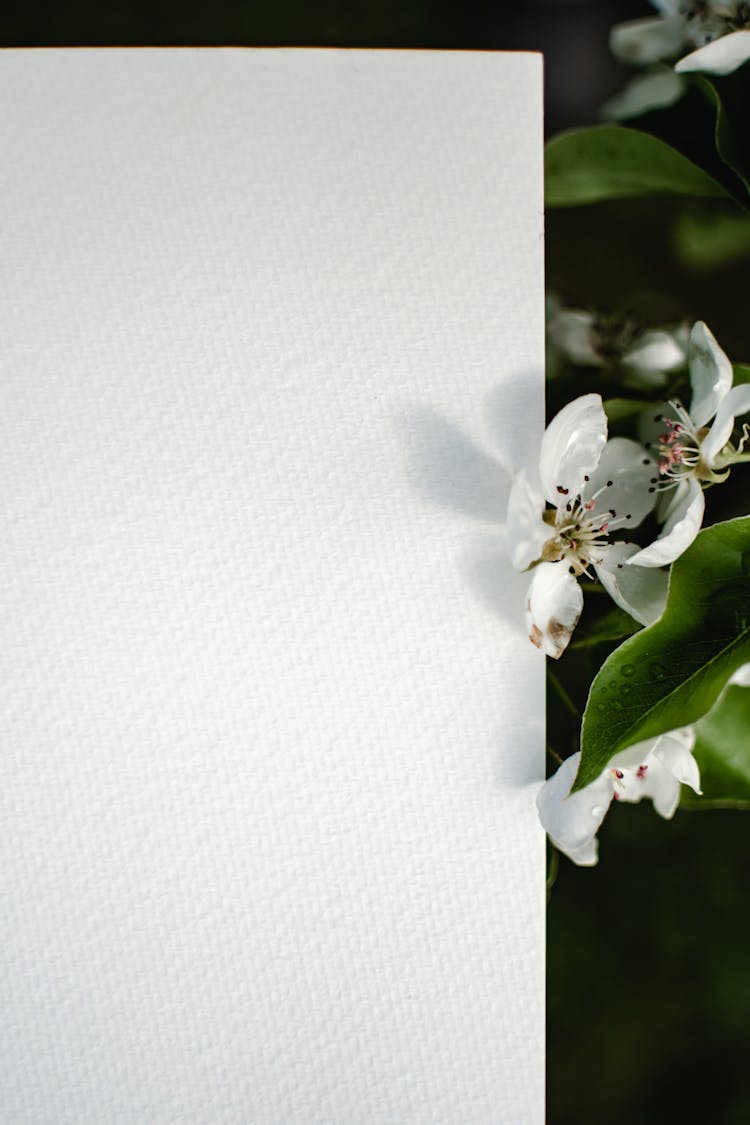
[627,476,704,567]
[506,470,549,571]
[637,399,673,449]
[611,728,699,818]
[652,0,685,15]
[595,541,668,626]
[616,755,682,817]
[536,752,614,867]
[525,561,583,660]
[701,383,750,466]
[688,321,733,429]
[654,728,701,795]
[539,394,607,507]
[601,69,686,121]
[622,327,688,376]
[610,16,687,65]
[583,436,658,530]
[547,308,602,367]
[729,663,750,687]
[676,29,750,76]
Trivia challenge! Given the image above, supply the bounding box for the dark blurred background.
[6,0,652,133]
[6,3,749,1123]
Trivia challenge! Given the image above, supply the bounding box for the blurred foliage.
[548,800,750,1125]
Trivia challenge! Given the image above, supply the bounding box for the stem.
[546,846,559,901]
[583,581,607,595]
[548,668,580,720]
[546,741,564,766]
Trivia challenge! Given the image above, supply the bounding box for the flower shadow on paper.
[396,394,534,641]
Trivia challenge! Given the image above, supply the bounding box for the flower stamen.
[545,483,636,577]
[649,399,705,490]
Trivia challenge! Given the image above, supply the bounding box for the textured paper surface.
[1,49,545,1123]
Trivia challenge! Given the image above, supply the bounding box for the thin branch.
[548,668,580,720]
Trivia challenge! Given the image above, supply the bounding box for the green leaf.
[695,72,750,199]
[546,125,729,208]
[604,397,655,436]
[673,208,750,268]
[576,516,750,789]
[569,604,642,650]
[733,363,750,385]
[682,683,750,808]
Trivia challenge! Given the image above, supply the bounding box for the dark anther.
[584,475,590,482]
[569,566,576,574]
[617,564,623,569]
[606,480,613,487]
[654,414,663,422]
[642,458,651,465]
[626,513,631,520]
[648,487,656,493]
[650,477,658,484]
[556,485,569,495]
[609,509,616,517]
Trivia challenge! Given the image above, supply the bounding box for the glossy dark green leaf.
[576,516,750,789]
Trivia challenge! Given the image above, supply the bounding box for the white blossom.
[537,729,701,866]
[628,321,750,568]
[611,1,750,77]
[507,395,666,658]
[546,296,688,388]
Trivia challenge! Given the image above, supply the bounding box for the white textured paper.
[1,49,545,1124]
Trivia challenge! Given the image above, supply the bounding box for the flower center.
[543,480,631,578]
[647,403,702,488]
[610,763,648,801]
[590,312,640,365]
[682,1,750,43]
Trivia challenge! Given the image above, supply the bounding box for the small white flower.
[507,394,666,658]
[611,1,750,77]
[537,728,702,866]
[546,296,688,389]
[628,321,750,568]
